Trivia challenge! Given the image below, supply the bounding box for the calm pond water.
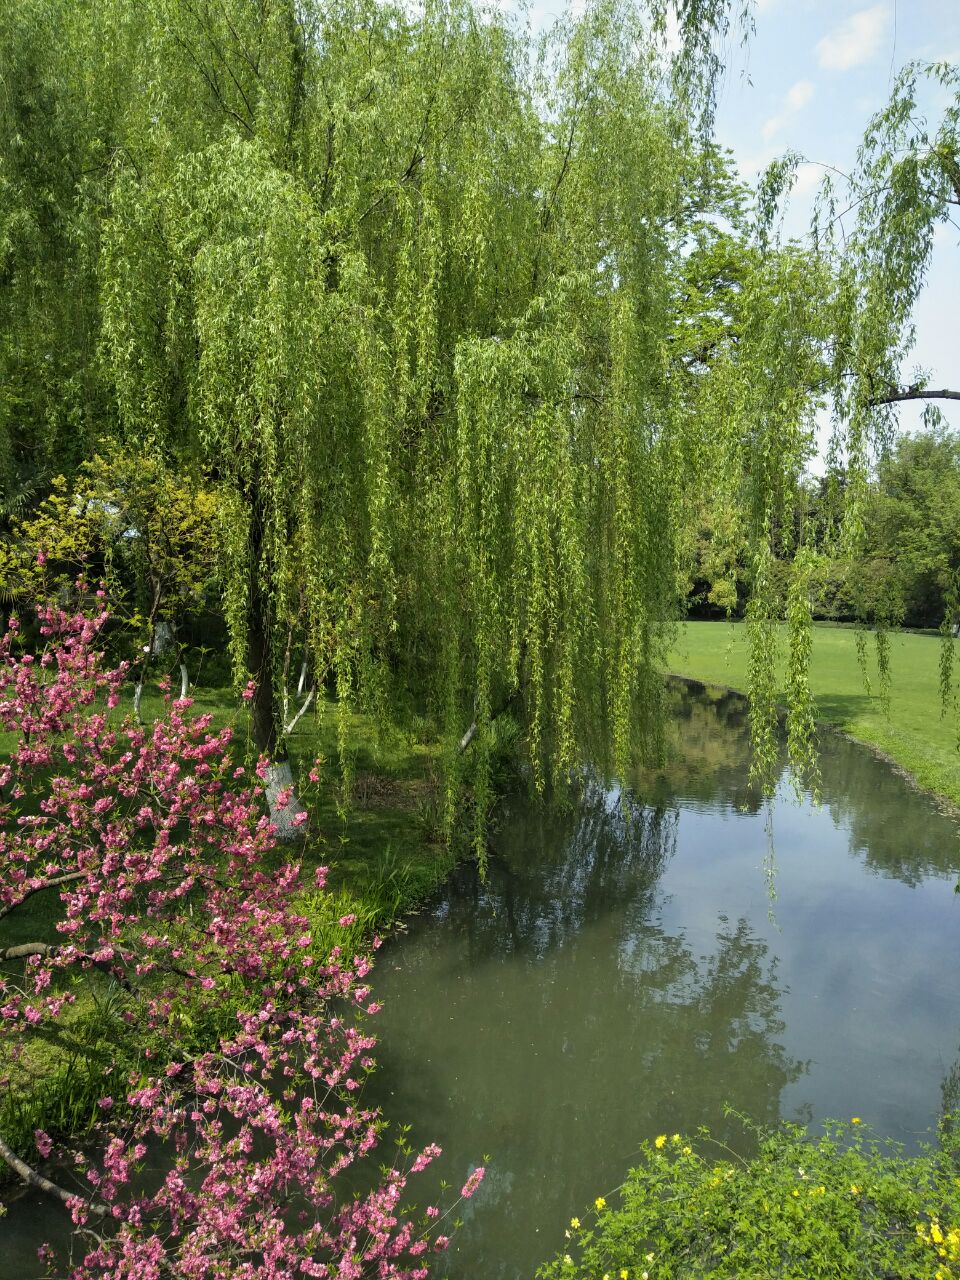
[364,682,960,1279]
[3,682,960,1277]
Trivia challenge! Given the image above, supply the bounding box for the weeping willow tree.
[6,0,829,847]
[0,0,112,517]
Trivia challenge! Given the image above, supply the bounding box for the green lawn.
[667,621,960,808]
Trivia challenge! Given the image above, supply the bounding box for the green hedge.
[537,1117,960,1280]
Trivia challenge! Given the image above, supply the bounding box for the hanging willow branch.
[0,0,829,855]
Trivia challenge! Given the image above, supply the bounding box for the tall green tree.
[868,428,960,628]
[3,0,828,844]
[0,0,135,518]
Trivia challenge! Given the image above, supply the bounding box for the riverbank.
[0,685,461,1182]
[667,621,960,809]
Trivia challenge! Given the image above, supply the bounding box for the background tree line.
[687,424,960,631]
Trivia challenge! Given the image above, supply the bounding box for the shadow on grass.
[813,691,879,728]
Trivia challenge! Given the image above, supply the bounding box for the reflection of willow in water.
[646,679,960,885]
[813,729,960,885]
[636,680,766,813]
[465,786,679,957]
[372,784,804,1279]
[941,1047,960,1133]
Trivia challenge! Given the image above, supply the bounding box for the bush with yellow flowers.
[537,1115,960,1279]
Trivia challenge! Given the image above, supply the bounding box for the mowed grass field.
[667,621,960,808]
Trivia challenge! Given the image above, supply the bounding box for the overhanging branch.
[0,1132,107,1215]
[0,871,87,922]
[869,384,960,406]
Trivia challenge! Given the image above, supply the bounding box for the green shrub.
[537,1116,960,1280]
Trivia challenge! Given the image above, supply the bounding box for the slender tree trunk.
[134,581,163,722]
[133,629,153,720]
[247,494,304,841]
[284,687,315,734]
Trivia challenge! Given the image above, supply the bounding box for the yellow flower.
[654,1135,666,1149]
[792,1189,800,1197]
[595,1197,606,1211]
[641,1273,649,1280]
[620,1271,629,1280]
[850,1185,860,1195]
[932,1223,945,1245]
[682,1146,692,1156]
[570,1218,580,1231]
[671,1133,680,1144]
[645,1252,655,1263]
[851,1117,861,1125]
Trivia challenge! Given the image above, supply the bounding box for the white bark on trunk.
[284,687,315,735]
[134,681,144,721]
[265,761,305,841]
[297,659,309,697]
[179,662,190,700]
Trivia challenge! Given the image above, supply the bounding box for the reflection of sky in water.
[659,795,960,1142]
[364,683,960,1279]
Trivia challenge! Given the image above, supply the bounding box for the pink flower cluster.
[0,604,484,1278]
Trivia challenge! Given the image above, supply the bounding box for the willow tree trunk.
[247,494,304,841]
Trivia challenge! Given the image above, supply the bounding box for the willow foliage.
[6,0,829,852]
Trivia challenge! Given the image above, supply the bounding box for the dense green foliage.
[538,1118,960,1280]
[0,0,837,848]
[868,430,960,628]
[2,0,958,829]
[688,426,960,631]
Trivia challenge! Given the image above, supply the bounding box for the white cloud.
[792,162,823,198]
[663,6,682,56]
[785,78,815,111]
[761,78,816,142]
[816,5,889,72]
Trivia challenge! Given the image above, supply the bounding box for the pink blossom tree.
[0,599,483,1277]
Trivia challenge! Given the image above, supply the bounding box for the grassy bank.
[667,621,960,808]
[1,683,461,1175]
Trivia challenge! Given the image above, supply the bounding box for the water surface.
[366,683,960,1279]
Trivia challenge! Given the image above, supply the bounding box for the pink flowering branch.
[0,600,485,1278]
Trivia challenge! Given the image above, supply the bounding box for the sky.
[520,0,960,464]
[712,0,960,449]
